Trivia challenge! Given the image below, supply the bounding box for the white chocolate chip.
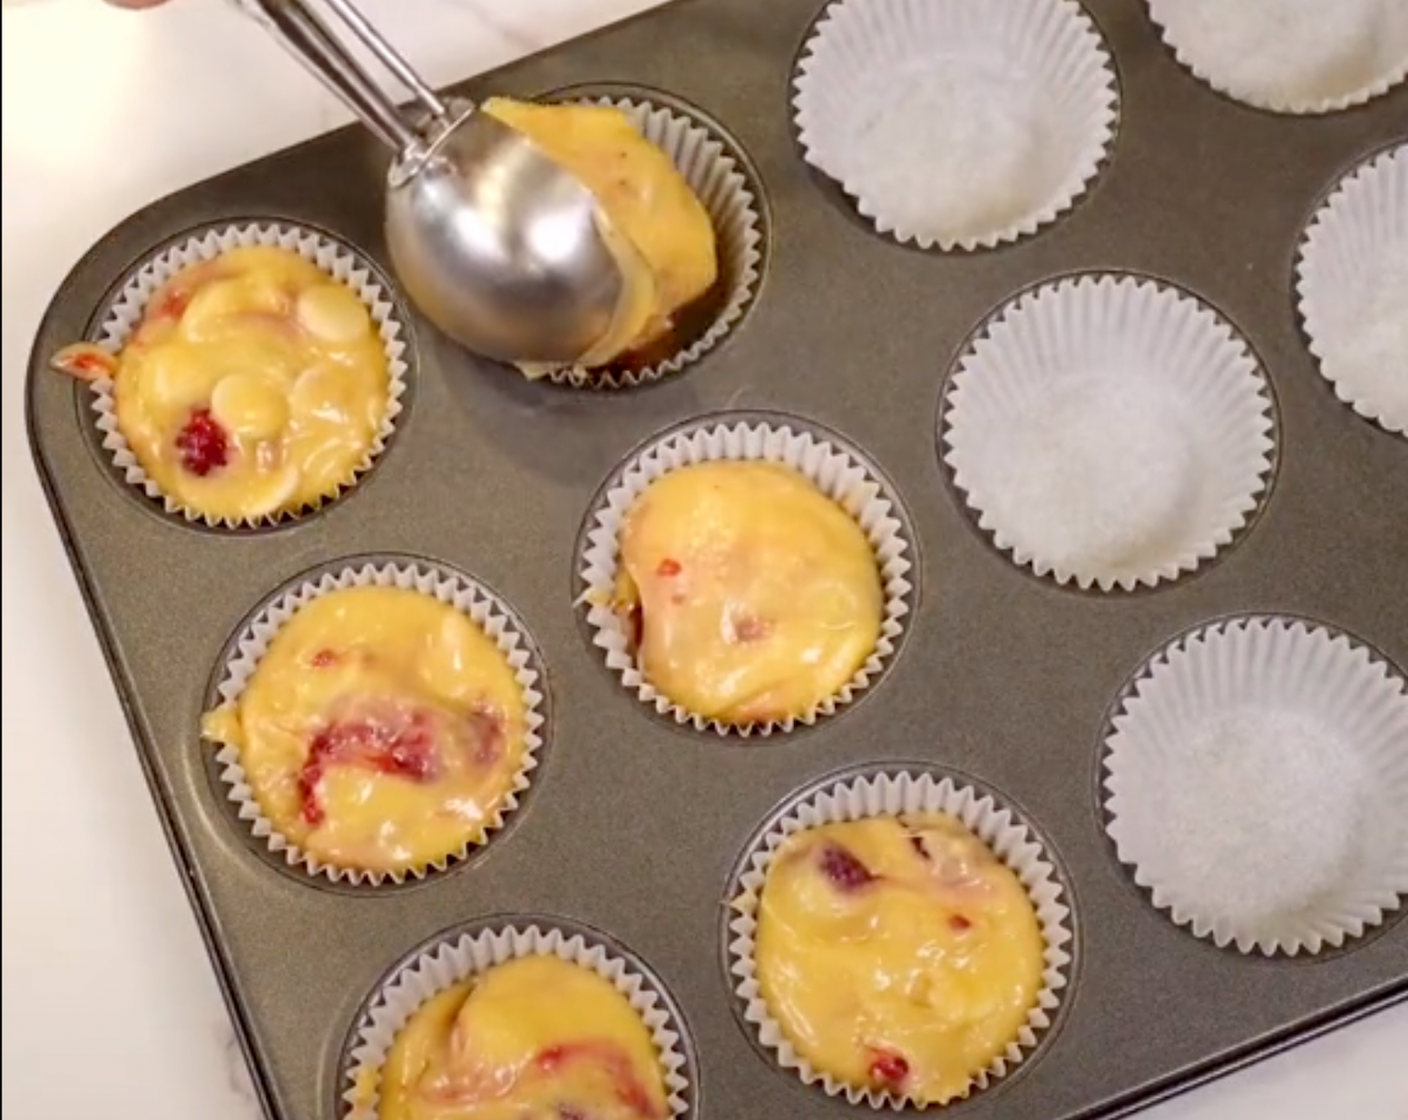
[211,372,291,441]
[239,463,301,519]
[289,363,358,424]
[296,283,371,345]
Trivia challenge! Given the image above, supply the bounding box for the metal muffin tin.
[24,0,1408,1117]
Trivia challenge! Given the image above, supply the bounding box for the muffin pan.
[24,0,1408,1118]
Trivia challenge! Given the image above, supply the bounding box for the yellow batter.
[755,816,1044,1105]
[612,462,883,724]
[201,586,527,875]
[379,956,669,1120]
[106,244,388,521]
[483,98,718,372]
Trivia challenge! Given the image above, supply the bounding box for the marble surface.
[1,1,1404,1118]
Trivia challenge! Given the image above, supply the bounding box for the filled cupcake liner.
[942,274,1276,592]
[1145,0,1408,115]
[1296,144,1408,436]
[726,766,1074,1109]
[84,221,409,528]
[793,0,1119,251]
[204,559,546,886]
[578,416,914,736]
[341,919,693,1120]
[1103,615,1408,956]
[525,96,762,390]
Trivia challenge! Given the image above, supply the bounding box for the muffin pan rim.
[21,0,1408,1116]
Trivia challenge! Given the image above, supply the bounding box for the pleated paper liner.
[941,273,1277,592]
[82,221,410,528]
[1297,143,1408,436]
[1145,0,1408,114]
[1103,615,1408,956]
[524,91,764,389]
[202,558,547,887]
[340,916,696,1120]
[577,413,916,737]
[726,763,1075,1109]
[793,0,1119,250]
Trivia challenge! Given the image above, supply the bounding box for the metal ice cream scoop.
[236,0,624,363]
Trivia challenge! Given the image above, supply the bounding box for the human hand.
[104,0,178,8]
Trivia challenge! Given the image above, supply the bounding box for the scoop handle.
[233,0,449,157]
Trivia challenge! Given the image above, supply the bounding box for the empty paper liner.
[942,274,1276,592]
[1297,144,1408,435]
[1104,616,1408,956]
[1146,0,1408,114]
[794,0,1119,250]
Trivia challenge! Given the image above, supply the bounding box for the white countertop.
[1,1,1404,1117]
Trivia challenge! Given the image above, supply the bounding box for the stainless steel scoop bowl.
[236,0,625,364]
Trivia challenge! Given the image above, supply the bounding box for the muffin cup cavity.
[341,918,695,1120]
[87,221,410,528]
[578,414,915,737]
[1145,0,1408,114]
[793,0,1119,251]
[204,559,547,887]
[528,95,764,390]
[1297,144,1408,436]
[725,764,1074,1109]
[1103,615,1408,956]
[941,273,1277,592]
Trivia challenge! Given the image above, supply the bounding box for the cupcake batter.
[612,461,883,725]
[66,245,390,521]
[483,98,718,373]
[379,956,670,1120]
[755,815,1044,1105]
[201,586,527,875]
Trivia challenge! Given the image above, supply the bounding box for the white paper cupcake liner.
[341,919,693,1120]
[1103,615,1408,956]
[793,0,1119,251]
[204,559,546,886]
[529,96,762,390]
[578,416,915,736]
[942,274,1276,592]
[1297,144,1408,436]
[1146,0,1408,115]
[86,221,410,528]
[726,765,1074,1109]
